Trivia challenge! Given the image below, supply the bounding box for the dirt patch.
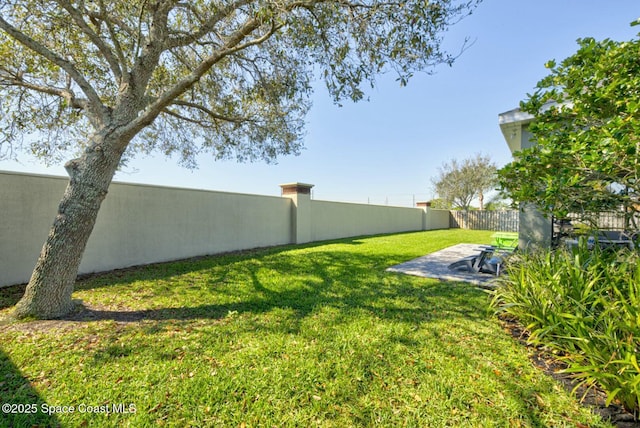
[0,300,149,334]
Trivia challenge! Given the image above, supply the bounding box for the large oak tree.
[0,0,480,318]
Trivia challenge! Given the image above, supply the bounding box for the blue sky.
[1,1,639,206]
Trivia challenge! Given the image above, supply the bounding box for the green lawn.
[0,230,612,427]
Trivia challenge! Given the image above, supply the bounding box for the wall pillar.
[416,201,431,230]
[519,203,551,250]
[280,182,314,244]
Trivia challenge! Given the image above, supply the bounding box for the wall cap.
[279,182,314,196]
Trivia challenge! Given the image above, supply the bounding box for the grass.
[0,230,612,427]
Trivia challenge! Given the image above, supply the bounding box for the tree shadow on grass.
[0,349,61,427]
[0,230,447,312]
[59,281,487,326]
[53,281,574,427]
[2,230,611,426]
[0,236,367,311]
[54,245,491,327]
[76,235,372,295]
[0,231,493,327]
[0,284,27,311]
[0,237,610,427]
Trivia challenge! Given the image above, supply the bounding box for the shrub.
[491,242,640,413]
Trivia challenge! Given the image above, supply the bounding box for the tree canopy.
[0,0,479,167]
[0,0,481,319]
[431,153,497,210]
[498,35,640,226]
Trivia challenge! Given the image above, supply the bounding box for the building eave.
[498,108,534,154]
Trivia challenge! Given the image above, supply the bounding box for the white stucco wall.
[1,172,69,286]
[1,171,452,287]
[0,171,292,286]
[81,181,293,273]
[310,200,425,242]
[423,209,450,230]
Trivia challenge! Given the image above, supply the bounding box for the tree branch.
[165,0,253,49]
[119,14,267,139]
[0,15,105,122]
[85,8,137,38]
[119,0,174,117]
[170,99,249,123]
[226,20,283,55]
[98,0,130,79]
[0,75,88,110]
[55,0,124,82]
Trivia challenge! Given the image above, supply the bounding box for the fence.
[0,172,451,287]
[449,210,519,232]
[566,211,640,231]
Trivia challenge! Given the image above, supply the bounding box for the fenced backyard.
[0,230,610,427]
[2,170,529,289]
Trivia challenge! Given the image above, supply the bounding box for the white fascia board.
[498,101,571,153]
[498,108,535,126]
[498,108,534,153]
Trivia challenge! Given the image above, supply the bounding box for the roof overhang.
[498,101,566,154]
[498,108,534,154]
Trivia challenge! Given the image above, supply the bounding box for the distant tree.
[498,34,640,226]
[482,193,512,211]
[431,153,497,210]
[428,198,452,210]
[484,199,511,211]
[0,0,481,319]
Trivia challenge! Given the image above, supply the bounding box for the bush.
[491,242,640,413]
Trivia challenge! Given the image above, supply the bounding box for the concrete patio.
[386,243,499,288]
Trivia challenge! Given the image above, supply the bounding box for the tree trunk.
[13,137,123,319]
[479,191,484,211]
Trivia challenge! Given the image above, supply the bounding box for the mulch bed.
[499,315,639,427]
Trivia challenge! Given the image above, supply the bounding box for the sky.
[1,1,640,207]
